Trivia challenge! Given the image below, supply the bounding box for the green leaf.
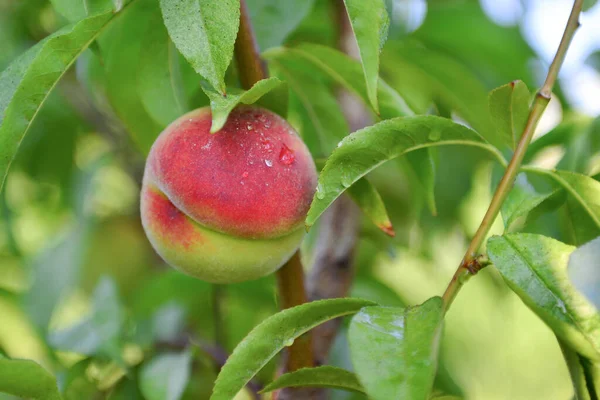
[346,177,394,236]
[159,0,239,94]
[263,44,413,119]
[97,0,165,153]
[138,13,198,127]
[0,11,114,191]
[413,2,535,87]
[246,0,316,50]
[140,351,192,400]
[210,298,376,400]
[560,341,595,400]
[260,366,365,394]
[501,173,557,231]
[343,0,389,113]
[50,0,114,22]
[488,80,530,150]
[524,169,600,244]
[0,355,61,400]
[349,297,444,400]
[569,236,600,310]
[381,41,494,143]
[24,226,90,328]
[487,233,600,360]
[49,278,124,357]
[307,115,501,227]
[584,0,598,12]
[205,77,282,133]
[268,54,348,158]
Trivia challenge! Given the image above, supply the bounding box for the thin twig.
[441,0,584,310]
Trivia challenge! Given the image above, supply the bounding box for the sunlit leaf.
[140,351,192,400]
[50,0,114,22]
[343,0,389,113]
[346,177,394,236]
[307,116,501,226]
[260,366,365,394]
[487,233,600,360]
[160,0,239,94]
[210,298,376,400]
[205,77,282,133]
[0,355,61,400]
[0,11,114,191]
[349,297,444,400]
[488,80,530,150]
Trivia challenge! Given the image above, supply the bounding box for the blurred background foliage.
[1,0,600,399]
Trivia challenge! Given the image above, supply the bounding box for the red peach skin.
[141,106,318,283]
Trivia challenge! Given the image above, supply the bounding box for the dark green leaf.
[98,0,164,153]
[381,41,494,143]
[347,177,394,236]
[487,233,600,360]
[524,169,600,244]
[210,298,376,400]
[501,173,557,231]
[343,0,389,113]
[160,0,239,94]
[307,116,502,227]
[263,44,412,119]
[560,341,594,400]
[260,366,365,394]
[246,0,316,50]
[0,12,113,191]
[268,54,348,158]
[349,297,444,400]
[49,278,123,356]
[0,355,61,400]
[488,81,530,150]
[138,14,197,127]
[205,77,282,133]
[413,2,535,86]
[140,351,192,400]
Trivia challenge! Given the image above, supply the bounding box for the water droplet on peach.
[279,144,295,165]
[242,171,249,178]
[264,159,273,167]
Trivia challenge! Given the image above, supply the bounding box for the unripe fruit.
[140,106,317,283]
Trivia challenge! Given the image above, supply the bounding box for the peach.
[140,106,317,283]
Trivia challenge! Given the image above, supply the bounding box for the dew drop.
[316,184,325,200]
[428,129,441,141]
[284,338,295,347]
[341,176,352,188]
[279,144,295,165]
[264,159,273,167]
[242,171,249,178]
[247,124,253,131]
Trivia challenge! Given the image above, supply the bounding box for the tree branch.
[441,0,584,310]
[233,0,314,393]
